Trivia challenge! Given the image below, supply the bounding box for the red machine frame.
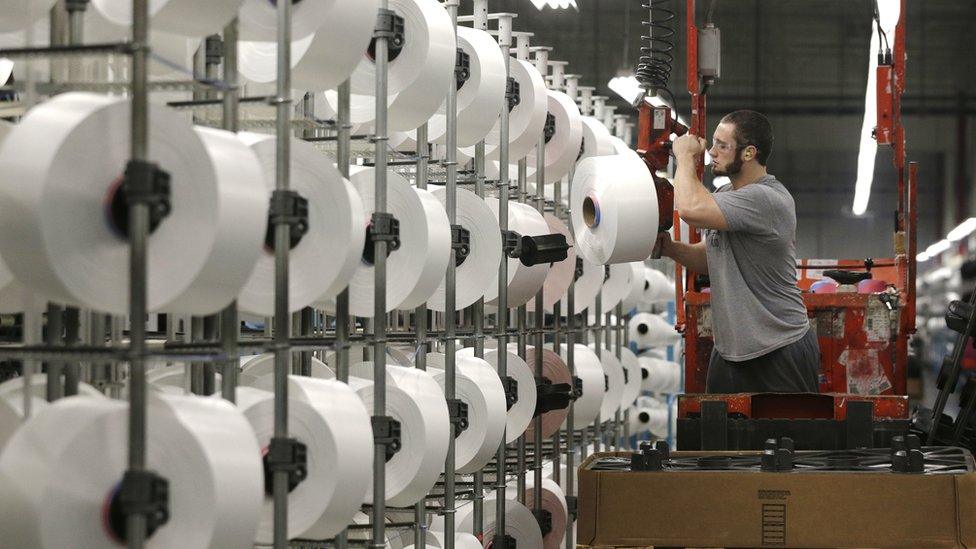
[639,1,917,417]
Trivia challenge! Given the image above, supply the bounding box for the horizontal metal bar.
[0,41,134,59]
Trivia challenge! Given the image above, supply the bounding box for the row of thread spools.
[0,318,681,548]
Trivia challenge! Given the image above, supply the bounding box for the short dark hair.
[721,110,773,166]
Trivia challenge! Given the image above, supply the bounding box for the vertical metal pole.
[272,0,293,546]
[63,306,81,395]
[564,263,576,549]
[442,4,460,547]
[219,17,240,402]
[414,119,429,549]
[470,4,488,537]
[45,303,63,402]
[372,1,391,546]
[334,76,353,549]
[532,138,545,517]
[615,303,626,448]
[515,27,532,514]
[126,0,150,545]
[592,289,602,453]
[493,13,514,546]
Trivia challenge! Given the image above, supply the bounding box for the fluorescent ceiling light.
[608,75,644,106]
[925,239,951,257]
[851,0,901,216]
[916,251,931,263]
[947,217,976,242]
[530,0,578,10]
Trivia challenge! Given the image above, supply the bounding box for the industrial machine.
[636,0,917,450]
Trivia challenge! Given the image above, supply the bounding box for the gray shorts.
[705,327,821,394]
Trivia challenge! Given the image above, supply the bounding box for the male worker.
[656,110,820,393]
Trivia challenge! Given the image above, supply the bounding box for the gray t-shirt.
[705,174,810,361]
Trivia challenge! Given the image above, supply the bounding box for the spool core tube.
[582,194,600,229]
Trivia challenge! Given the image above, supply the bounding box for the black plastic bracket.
[574,257,585,281]
[603,373,609,392]
[570,376,583,400]
[372,415,402,462]
[506,77,521,112]
[266,190,310,251]
[534,377,571,416]
[108,469,170,542]
[543,112,557,144]
[502,229,522,258]
[622,367,629,385]
[451,224,471,267]
[532,508,553,536]
[204,35,223,65]
[112,159,172,237]
[363,212,401,265]
[500,375,519,411]
[760,437,795,472]
[455,48,471,90]
[892,448,925,473]
[565,495,578,522]
[846,400,874,449]
[518,233,570,267]
[447,398,469,436]
[263,437,308,495]
[369,8,405,62]
[604,264,612,282]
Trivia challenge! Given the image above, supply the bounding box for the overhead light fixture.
[851,0,901,216]
[608,75,644,106]
[925,239,951,257]
[947,217,976,242]
[530,0,578,10]
[916,251,931,263]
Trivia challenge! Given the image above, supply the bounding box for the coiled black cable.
[635,0,676,93]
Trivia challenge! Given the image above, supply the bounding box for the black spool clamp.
[500,376,519,411]
[451,224,471,267]
[265,189,310,251]
[368,8,406,62]
[502,230,570,267]
[109,159,172,238]
[263,437,309,495]
[533,376,572,417]
[372,415,402,462]
[107,469,170,542]
[362,212,401,265]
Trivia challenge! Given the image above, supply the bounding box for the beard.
[711,154,743,177]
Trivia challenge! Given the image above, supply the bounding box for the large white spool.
[424,352,506,474]
[462,57,548,162]
[629,312,681,349]
[522,345,571,440]
[348,364,450,508]
[579,116,615,160]
[591,345,625,422]
[91,0,242,38]
[560,343,603,428]
[239,0,334,41]
[237,132,365,315]
[523,90,584,185]
[621,262,647,312]
[426,26,506,147]
[427,188,502,312]
[239,0,378,92]
[239,353,335,392]
[458,347,537,444]
[0,394,264,548]
[638,356,682,394]
[584,262,633,314]
[159,126,267,315]
[339,167,451,316]
[526,213,575,314]
[0,93,223,315]
[0,393,45,452]
[347,0,455,132]
[571,154,659,264]
[484,198,550,308]
[618,346,642,409]
[237,377,373,543]
[457,495,543,548]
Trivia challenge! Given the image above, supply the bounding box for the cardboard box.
[578,451,976,548]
